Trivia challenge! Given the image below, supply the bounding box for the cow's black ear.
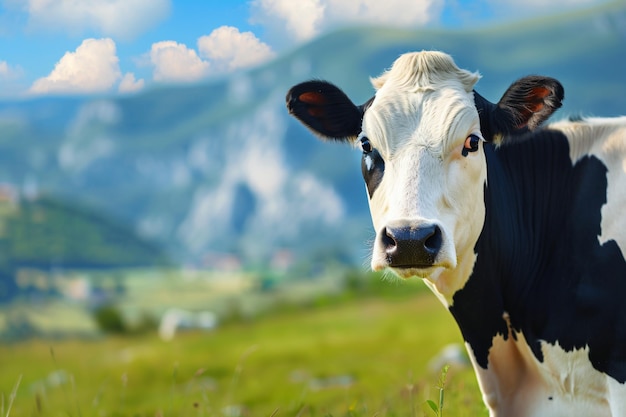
[498,76,564,130]
[475,76,564,144]
[286,80,363,142]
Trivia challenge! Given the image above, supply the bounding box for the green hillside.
[0,196,168,300]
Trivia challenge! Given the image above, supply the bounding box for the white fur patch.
[556,116,626,257]
[364,154,374,171]
[466,331,625,417]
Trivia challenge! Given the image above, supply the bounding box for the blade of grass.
[4,374,22,417]
[225,345,258,410]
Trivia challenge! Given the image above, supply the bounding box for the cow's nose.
[381,222,442,268]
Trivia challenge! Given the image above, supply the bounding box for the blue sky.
[0,0,613,98]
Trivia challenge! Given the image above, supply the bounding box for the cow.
[286,50,626,417]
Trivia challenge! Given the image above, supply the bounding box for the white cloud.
[29,38,121,95]
[21,0,170,39]
[198,26,275,72]
[0,61,10,77]
[148,27,274,83]
[250,0,444,43]
[0,60,25,97]
[118,72,145,93]
[250,0,323,42]
[149,41,210,83]
[0,60,22,80]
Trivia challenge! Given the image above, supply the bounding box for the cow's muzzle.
[378,221,443,269]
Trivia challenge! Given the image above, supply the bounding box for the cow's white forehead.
[363,51,481,156]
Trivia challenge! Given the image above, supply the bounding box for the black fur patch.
[449,129,626,382]
[361,148,385,198]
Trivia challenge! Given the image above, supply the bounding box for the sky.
[0,0,614,99]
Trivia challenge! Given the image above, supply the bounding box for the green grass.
[0,292,487,416]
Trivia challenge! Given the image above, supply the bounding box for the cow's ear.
[475,76,564,144]
[286,80,363,142]
[498,76,564,130]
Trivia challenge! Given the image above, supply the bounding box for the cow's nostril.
[424,225,442,253]
[381,227,398,251]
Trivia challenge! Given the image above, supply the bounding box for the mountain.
[0,1,625,271]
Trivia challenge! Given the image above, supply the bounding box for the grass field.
[0,286,488,416]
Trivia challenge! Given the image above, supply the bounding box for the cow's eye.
[360,137,372,153]
[462,134,480,157]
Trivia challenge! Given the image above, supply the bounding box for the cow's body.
[455,118,626,416]
[286,51,626,416]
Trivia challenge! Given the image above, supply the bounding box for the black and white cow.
[286,51,626,417]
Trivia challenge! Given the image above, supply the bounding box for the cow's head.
[286,51,563,301]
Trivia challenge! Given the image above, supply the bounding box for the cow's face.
[287,51,563,300]
[359,53,485,284]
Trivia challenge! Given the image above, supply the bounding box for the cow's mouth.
[388,265,446,280]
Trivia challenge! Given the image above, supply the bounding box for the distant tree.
[92,304,127,334]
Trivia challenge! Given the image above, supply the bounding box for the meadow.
[0,277,487,417]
